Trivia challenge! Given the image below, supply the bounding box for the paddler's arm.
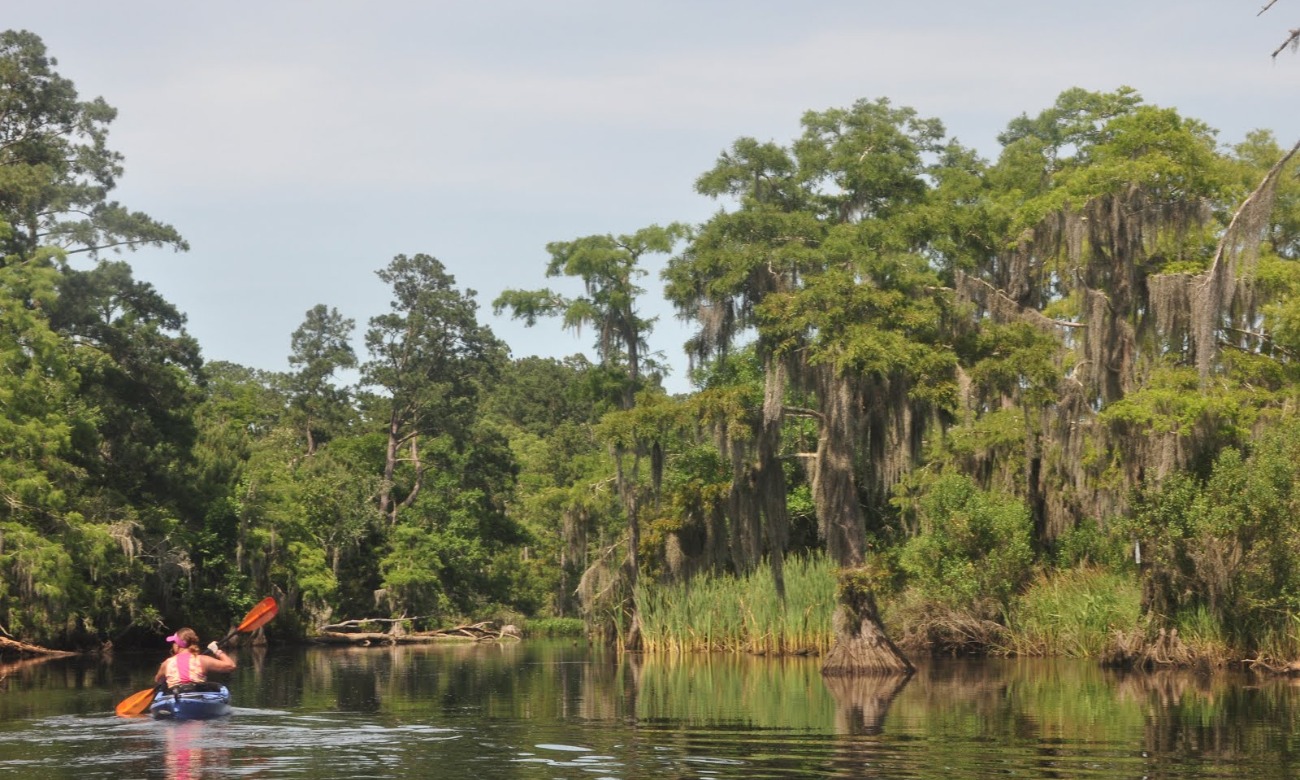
[204,642,237,673]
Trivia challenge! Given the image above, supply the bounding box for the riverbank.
[633,556,1300,671]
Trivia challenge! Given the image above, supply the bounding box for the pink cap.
[165,633,188,648]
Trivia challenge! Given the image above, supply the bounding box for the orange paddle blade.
[215,596,281,648]
[237,597,278,633]
[115,686,158,717]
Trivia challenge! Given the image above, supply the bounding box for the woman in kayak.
[154,628,236,690]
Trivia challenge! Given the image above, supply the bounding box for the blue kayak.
[149,685,231,720]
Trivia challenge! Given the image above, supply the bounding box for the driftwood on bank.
[312,619,521,646]
[1243,656,1300,675]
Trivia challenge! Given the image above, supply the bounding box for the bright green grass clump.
[635,555,836,654]
[1004,566,1142,657]
[523,617,587,638]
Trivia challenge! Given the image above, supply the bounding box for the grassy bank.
[635,555,836,655]
[634,555,1281,666]
[1001,567,1142,657]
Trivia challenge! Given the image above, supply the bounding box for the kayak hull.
[149,685,231,720]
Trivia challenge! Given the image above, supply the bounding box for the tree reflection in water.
[822,672,912,736]
[5,644,1300,778]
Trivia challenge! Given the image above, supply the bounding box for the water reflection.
[4,646,1300,778]
[162,721,228,780]
[634,653,836,729]
[821,673,911,735]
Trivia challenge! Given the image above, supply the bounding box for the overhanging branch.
[1273,28,1300,59]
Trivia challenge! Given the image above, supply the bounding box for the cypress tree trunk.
[616,446,644,652]
[821,569,913,676]
[760,357,790,600]
[813,369,913,676]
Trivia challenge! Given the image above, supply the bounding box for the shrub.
[897,474,1035,616]
[1125,421,1300,654]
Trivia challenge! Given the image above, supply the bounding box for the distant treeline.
[4,29,1300,666]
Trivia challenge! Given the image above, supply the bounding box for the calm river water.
[2,640,1300,778]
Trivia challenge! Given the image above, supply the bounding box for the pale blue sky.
[9,2,1298,393]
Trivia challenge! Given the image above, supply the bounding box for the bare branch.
[1223,327,1298,359]
[1273,28,1300,59]
[63,239,175,256]
[782,405,825,422]
[957,273,1087,330]
[1203,138,1300,281]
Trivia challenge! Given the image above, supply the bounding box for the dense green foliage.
[6,30,1300,667]
[1125,419,1300,657]
[897,474,1034,615]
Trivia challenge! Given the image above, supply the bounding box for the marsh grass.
[1251,617,1300,668]
[1172,606,1230,662]
[1004,566,1142,657]
[636,555,836,654]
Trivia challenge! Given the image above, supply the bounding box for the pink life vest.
[163,653,206,687]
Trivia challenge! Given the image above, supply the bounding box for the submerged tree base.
[822,607,914,675]
[822,570,913,676]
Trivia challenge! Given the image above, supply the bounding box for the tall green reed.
[636,555,836,654]
[1004,566,1142,657]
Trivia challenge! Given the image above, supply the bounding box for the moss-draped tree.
[952,88,1300,545]
[667,98,975,673]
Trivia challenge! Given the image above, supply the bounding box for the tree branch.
[397,440,424,512]
[1222,328,1298,360]
[1203,138,1300,281]
[1273,28,1300,59]
[782,405,825,422]
[62,238,183,255]
[956,273,1087,330]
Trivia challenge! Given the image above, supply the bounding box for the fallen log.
[311,619,521,645]
[0,636,77,658]
[1244,656,1300,675]
[313,630,473,645]
[318,617,433,633]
